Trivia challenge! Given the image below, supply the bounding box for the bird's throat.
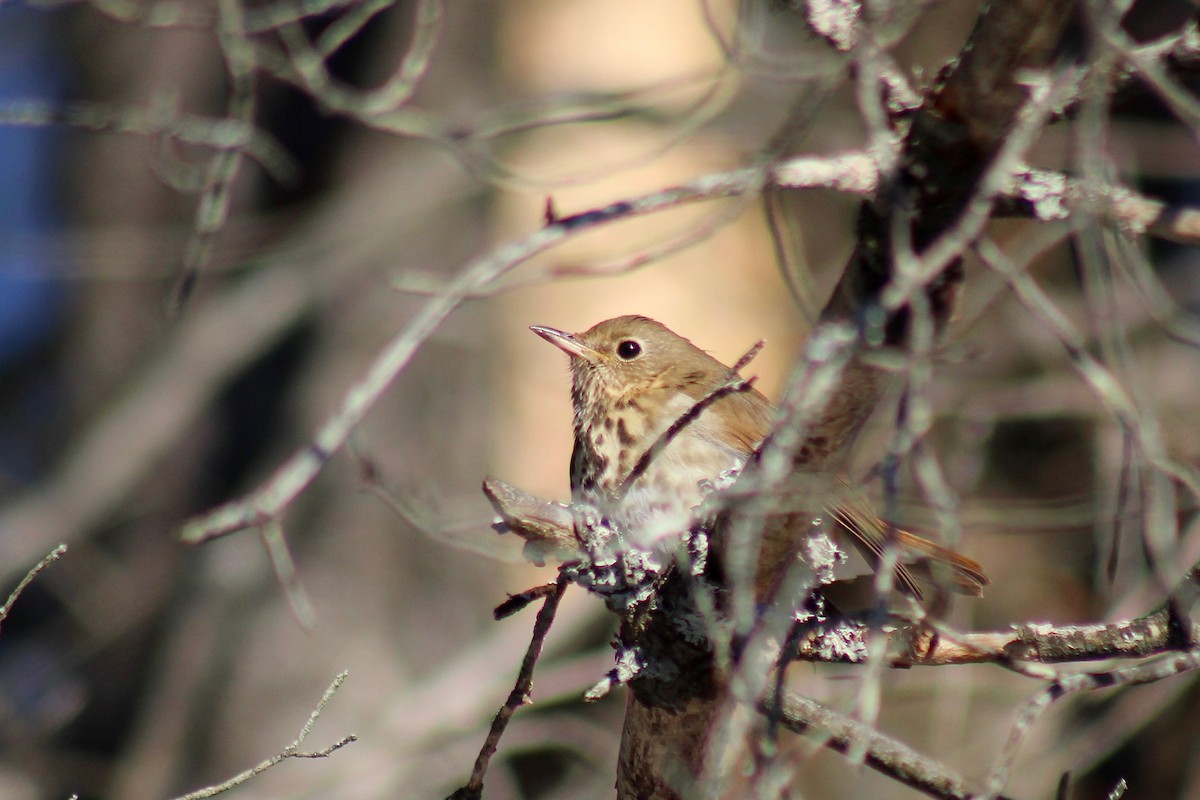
[571,385,655,502]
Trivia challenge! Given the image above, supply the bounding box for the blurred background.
[1,0,1199,798]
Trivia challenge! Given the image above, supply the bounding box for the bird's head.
[531,315,724,408]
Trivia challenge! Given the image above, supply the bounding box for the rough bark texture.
[614,2,1080,797]
[617,695,726,800]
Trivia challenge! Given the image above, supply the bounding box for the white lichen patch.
[1010,167,1069,221]
[807,0,861,51]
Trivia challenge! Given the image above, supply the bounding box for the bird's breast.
[574,391,749,517]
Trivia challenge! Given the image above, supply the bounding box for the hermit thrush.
[531,315,986,598]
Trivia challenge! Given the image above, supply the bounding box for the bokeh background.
[2,0,1200,798]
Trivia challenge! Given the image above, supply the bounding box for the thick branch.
[615,6,1078,795]
[931,0,1077,151]
[487,477,1200,669]
[798,607,1198,667]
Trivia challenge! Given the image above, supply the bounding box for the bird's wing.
[829,481,988,598]
[829,502,925,599]
[718,388,775,455]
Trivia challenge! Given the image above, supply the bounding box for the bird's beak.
[530,325,602,364]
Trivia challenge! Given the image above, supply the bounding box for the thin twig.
[617,340,765,500]
[0,100,295,181]
[0,544,67,631]
[975,237,1200,592]
[168,671,356,800]
[244,0,361,32]
[982,652,1200,800]
[259,521,317,629]
[350,440,446,540]
[494,582,561,621]
[179,172,780,547]
[764,689,1016,800]
[275,0,442,116]
[449,572,569,799]
[168,0,259,312]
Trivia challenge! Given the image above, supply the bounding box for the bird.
[531,314,987,599]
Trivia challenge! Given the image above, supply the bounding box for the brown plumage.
[532,315,986,598]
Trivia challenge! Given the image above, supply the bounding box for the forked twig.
[168,671,356,800]
[981,652,1200,800]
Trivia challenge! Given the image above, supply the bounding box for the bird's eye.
[617,340,642,360]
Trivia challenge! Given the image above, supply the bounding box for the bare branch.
[478,478,1200,669]
[259,521,316,630]
[984,652,1200,800]
[0,99,296,181]
[167,671,356,800]
[168,0,259,312]
[448,573,569,800]
[1000,168,1200,245]
[765,689,1016,800]
[179,165,786,547]
[0,544,67,631]
[273,0,442,117]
